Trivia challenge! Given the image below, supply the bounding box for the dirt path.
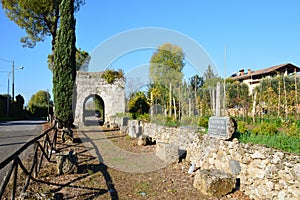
[77,127,170,173]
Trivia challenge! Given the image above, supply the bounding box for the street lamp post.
[12,63,24,102]
[7,72,10,119]
[0,58,23,118]
[12,61,14,101]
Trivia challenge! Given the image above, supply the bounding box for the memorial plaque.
[208,116,230,139]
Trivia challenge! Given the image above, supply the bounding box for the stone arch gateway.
[73,71,125,127]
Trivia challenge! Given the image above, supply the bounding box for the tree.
[53,0,76,127]
[128,91,150,118]
[48,48,90,72]
[28,90,52,115]
[150,43,184,86]
[1,0,84,49]
[201,65,222,115]
[28,90,52,107]
[149,43,185,117]
[15,94,25,109]
[189,75,204,90]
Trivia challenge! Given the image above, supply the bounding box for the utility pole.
[7,72,10,119]
[12,61,15,101]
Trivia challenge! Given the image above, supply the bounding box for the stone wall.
[117,118,300,199]
[73,71,125,127]
[116,118,198,151]
[187,134,300,200]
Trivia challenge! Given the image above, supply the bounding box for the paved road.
[0,120,46,181]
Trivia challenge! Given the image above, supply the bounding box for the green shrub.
[137,113,150,122]
[284,123,300,137]
[252,122,278,136]
[237,121,248,135]
[101,69,124,84]
[198,116,209,128]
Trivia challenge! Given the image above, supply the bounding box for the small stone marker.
[208,117,236,140]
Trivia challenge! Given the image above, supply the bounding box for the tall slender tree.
[53,0,76,127]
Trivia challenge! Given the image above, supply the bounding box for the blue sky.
[1,1,300,104]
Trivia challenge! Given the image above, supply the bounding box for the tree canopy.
[28,90,51,109]
[128,91,149,118]
[48,48,90,72]
[150,43,185,87]
[1,0,84,49]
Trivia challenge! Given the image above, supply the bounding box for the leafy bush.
[198,116,209,128]
[237,121,248,134]
[137,113,150,122]
[284,123,300,137]
[101,69,124,84]
[252,122,278,136]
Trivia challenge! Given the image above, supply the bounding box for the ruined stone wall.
[116,118,198,151]
[117,118,299,199]
[74,71,125,127]
[187,134,300,200]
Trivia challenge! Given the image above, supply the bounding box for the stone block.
[229,159,241,175]
[193,169,236,197]
[156,142,179,163]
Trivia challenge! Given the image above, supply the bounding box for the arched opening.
[83,94,105,126]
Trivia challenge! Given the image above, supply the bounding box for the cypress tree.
[53,0,76,127]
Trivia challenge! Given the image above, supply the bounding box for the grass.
[238,132,300,154]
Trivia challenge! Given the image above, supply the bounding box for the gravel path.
[77,127,170,173]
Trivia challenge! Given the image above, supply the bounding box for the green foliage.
[226,81,250,109]
[28,90,53,117]
[1,0,84,48]
[28,90,52,113]
[252,122,278,136]
[281,120,300,137]
[101,69,124,84]
[136,113,150,122]
[237,121,248,134]
[189,75,204,90]
[53,0,76,127]
[239,132,300,154]
[128,91,149,118]
[198,116,209,128]
[48,48,90,71]
[93,95,104,118]
[284,124,300,137]
[150,114,179,127]
[150,43,184,87]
